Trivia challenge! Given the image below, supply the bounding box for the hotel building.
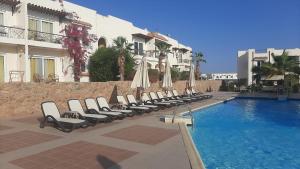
[237,48,300,86]
[0,0,192,82]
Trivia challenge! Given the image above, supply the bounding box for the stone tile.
[77,122,120,132]
[0,125,13,130]
[104,125,179,145]
[11,141,137,169]
[13,116,43,125]
[0,130,60,153]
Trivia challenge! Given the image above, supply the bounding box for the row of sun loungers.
[40,88,212,132]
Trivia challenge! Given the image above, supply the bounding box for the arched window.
[98,37,106,48]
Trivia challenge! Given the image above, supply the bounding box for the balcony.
[0,25,25,39]
[28,30,64,44]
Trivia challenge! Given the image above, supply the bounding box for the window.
[28,18,53,41]
[30,57,55,81]
[81,63,86,72]
[134,42,144,55]
[134,42,138,55]
[139,43,144,55]
[0,13,3,25]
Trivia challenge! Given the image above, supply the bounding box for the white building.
[0,0,192,83]
[202,73,237,80]
[237,48,300,86]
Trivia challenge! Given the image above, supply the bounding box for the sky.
[67,0,300,73]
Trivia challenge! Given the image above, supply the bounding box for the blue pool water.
[189,99,300,169]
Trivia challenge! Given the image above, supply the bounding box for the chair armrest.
[129,103,138,106]
[62,111,83,119]
[101,107,112,111]
[85,109,99,114]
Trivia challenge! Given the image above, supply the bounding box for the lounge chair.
[185,89,206,100]
[96,97,135,117]
[84,98,125,120]
[142,93,172,108]
[172,90,198,102]
[149,92,177,106]
[166,90,192,103]
[127,94,160,111]
[40,101,88,133]
[68,99,111,124]
[117,95,150,113]
[191,88,213,99]
[156,91,185,105]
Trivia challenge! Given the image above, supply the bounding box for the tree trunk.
[118,51,125,81]
[195,61,200,80]
[158,53,164,81]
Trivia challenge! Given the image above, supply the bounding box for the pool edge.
[179,123,206,169]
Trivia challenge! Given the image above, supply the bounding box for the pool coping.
[179,97,236,169]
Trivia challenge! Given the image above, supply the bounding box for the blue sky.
[68,0,300,73]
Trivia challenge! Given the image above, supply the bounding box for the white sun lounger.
[84,98,125,120]
[96,97,134,117]
[149,92,177,105]
[142,93,171,107]
[172,90,197,101]
[157,91,184,104]
[127,94,159,111]
[117,96,150,112]
[68,99,110,124]
[166,90,192,102]
[40,101,87,132]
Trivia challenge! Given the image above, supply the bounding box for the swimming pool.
[189,99,300,169]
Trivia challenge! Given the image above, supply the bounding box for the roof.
[262,75,284,81]
[147,32,168,42]
[72,20,92,28]
[0,0,20,6]
[132,33,152,40]
[27,3,67,17]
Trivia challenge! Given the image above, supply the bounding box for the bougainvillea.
[62,24,96,81]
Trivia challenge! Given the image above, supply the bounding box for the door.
[30,58,43,81]
[0,56,4,82]
[44,59,55,79]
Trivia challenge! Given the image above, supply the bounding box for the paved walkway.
[0,92,236,169]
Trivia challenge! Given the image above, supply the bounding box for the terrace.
[0,91,235,169]
[28,29,64,44]
[0,25,25,39]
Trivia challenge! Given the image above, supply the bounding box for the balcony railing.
[28,30,64,44]
[0,25,25,39]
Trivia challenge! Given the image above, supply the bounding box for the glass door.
[30,58,43,81]
[44,59,55,79]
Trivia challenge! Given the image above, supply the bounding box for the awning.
[72,20,92,28]
[180,48,189,53]
[253,57,268,61]
[0,0,20,6]
[132,33,152,41]
[27,3,67,17]
[261,75,284,81]
[147,32,168,42]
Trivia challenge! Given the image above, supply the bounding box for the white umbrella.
[162,58,173,89]
[189,63,196,88]
[131,57,150,89]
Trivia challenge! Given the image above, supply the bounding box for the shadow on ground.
[96,155,122,169]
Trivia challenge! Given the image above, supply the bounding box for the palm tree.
[193,52,206,80]
[155,41,171,80]
[113,36,133,81]
[252,51,300,90]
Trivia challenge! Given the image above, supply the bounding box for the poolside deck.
[0,92,236,169]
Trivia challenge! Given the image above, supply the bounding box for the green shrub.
[171,68,180,82]
[180,71,189,80]
[88,48,135,82]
